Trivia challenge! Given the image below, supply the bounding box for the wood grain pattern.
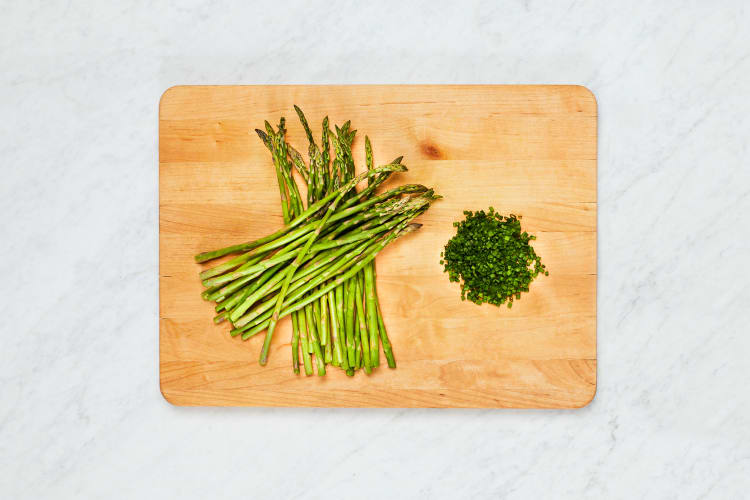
[159,85,597,408]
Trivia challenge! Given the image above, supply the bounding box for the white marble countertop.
[2,2,749,498]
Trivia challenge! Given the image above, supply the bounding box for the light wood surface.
[159,85,597,408]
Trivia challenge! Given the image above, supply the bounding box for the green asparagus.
[194,107,440,376]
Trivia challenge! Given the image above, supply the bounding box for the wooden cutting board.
[159,85,597,408]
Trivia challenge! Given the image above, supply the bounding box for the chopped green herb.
[440,207,548,307]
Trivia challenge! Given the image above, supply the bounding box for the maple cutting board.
[159,85,597,408]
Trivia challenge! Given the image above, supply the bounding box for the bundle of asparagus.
[195,107,440,376]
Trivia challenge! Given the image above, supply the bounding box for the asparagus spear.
[364,262,380,368]
[355,278,372,374]
[327,289,343,366]
[344,273,357,366]
[296,305,313,376]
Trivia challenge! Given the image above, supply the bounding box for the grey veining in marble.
[1,1,749,498]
